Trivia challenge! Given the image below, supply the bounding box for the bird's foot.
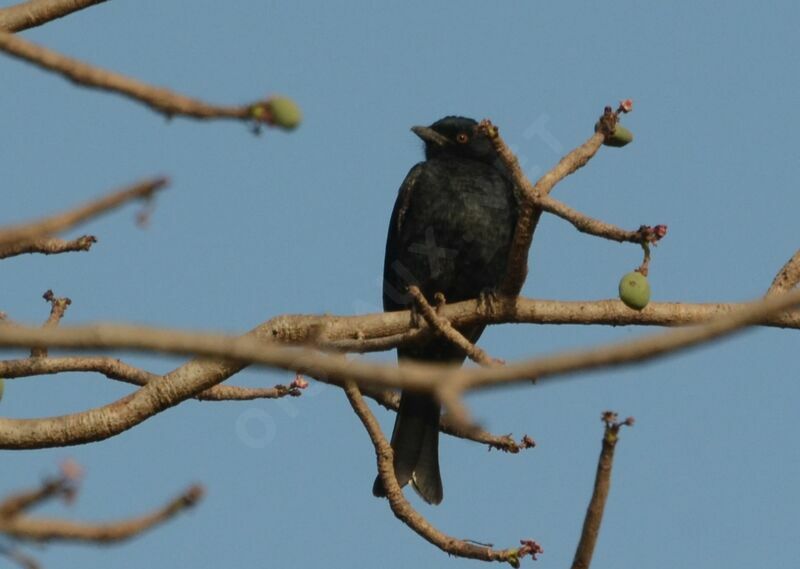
[433,292,447,314]
[409,302,422,328]
[478,288,499,316]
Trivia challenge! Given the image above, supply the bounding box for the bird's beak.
[411,126,450,146]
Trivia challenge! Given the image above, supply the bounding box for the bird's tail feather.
[372,391,443,505]
[411,410,443,504]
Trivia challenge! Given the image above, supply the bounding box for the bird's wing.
[383,162,425,313]
[392,162,425,236]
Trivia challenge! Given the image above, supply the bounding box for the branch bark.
[0,177,167,247]
[0,289,797,449]
[480,119,606,295]
[767,249,800,296]
[408,286,501,367]
[0,235,96,259]
[0,485,203,543]
[571,413,631,569]
[366,386,534,452]
[0,0,107,32]
[344,381,540,564]
[0,356,302,401]
[0,30,278,123]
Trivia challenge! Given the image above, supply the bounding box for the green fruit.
[618,271,651,310]
[603,124,633,147]
[266,96,302,130]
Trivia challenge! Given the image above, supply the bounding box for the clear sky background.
[2,1,799,568]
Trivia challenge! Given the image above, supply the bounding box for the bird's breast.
[390,158,518,303]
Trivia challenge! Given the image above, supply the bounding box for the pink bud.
[290,375,309,390]
[60,458,84,482]
[619,99,634,113]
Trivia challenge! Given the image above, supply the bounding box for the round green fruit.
[604,124,633,147]
[618,271,651,310]
[266,96,302,130]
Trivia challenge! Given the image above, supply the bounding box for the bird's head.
[412,116,497,163]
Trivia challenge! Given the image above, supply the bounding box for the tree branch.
[344,381,541,564]
[571,412,632,569]
[480,117,607,295]
[0,30,290,125]
[0,356,304,401]
[365,387,534,452]
[537,193,666,245]
[0,177,167,248]
[0,485,203,543]
[0,289,797,393]
[408,286,501,367]
[766,249,800,297]
[0,0,107,32]
[0,476,74,518]
[30,290,71,358]
[0,234,97,260]
[0,290,797,449]
[0,545,39,569]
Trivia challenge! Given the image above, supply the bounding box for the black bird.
[373,116,519,504]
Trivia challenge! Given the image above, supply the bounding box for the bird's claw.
[408,302,422,328]
[478,288,499,315]
[433,292,447,314]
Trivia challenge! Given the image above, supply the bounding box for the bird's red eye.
[456,132,469,144]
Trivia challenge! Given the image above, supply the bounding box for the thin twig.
[0,485,204,543]
[0,477,74,518]
[408,286,501,367]
[0,546,40,569]
[1,350,505,443]
[537,194,666,245]
[0,30,278,124]
[0,0,107,32]
[344,381,540,564]
[0,356,303,401]
[480,118,606,295]
[30,290,71,358]
[0,288,796,397]
[571,412,633,569]
[365,387,534,452]
[0,177,167,247]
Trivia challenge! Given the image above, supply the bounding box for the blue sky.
[2,1,799,567]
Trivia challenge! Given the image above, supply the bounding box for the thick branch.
[0,290,797,449]
[767,249,800,297]
[0,177,167,247]
[0,290,797,393]
[3,297,798,356]
[0,485,203,543]
[0,0,106,32]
